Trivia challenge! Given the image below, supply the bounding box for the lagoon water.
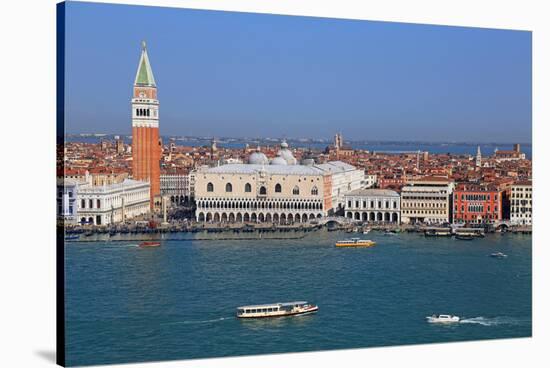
[65,230,531,366]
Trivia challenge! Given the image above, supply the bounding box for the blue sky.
[64,1,532,143]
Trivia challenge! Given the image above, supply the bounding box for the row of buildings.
[193,142,531,227]
[343,178,531,226]
[57,168,196,225]
[57,176,151,226]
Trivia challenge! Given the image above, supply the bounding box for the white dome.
[271,156,288,165]
[280,139,289,149]
[249,152,269,165]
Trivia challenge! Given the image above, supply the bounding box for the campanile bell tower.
[132,41,161,209]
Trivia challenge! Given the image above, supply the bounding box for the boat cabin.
[237,301,311,318]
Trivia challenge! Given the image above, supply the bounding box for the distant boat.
[237,301,318,319]
[426,314,460,323]
[336,238,376,248]
[490,252,508,258]
[425,230,451,237]
[363,228,371,234]
[455,235,476,241]
[64,234,79,241]
[139,241,161,248]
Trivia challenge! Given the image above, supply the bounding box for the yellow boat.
[335,238,376,247]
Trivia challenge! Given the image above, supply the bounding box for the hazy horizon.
[64,132,531,148]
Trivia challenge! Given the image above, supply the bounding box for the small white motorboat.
[426,314,460,323]
[363,229,371,234]
[490,252,508,258]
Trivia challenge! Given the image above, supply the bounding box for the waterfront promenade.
[62,218,532,241]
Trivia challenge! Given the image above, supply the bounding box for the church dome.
[271,156,288,165]
[249,151,269,165]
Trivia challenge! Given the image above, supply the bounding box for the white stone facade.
[400,179,454,225]
[194,164,328,223]
[77,179,150,225]
[160,174,190,204]
[315,162,364,213]
[189,171,197,199]
[364,174,377,188]
[345,189,400,223]
[57,179,80,224]
[510,182,532,226]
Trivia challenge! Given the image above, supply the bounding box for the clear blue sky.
[64,1,532,143]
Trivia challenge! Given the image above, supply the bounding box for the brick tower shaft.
[131,41,160,209]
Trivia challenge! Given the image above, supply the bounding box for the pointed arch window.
[259,186,267,195]
[244,183,252,192]
[311,186,318,196]
[225,183,233,192]
[293,186,300,195]
[275,183,282,193]
[207,182,214,192]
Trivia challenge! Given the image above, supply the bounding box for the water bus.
[237,301,318,319]
[424,228,452,237]
[454,228,485,238]
[335,238,376,247]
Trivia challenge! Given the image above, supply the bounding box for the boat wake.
[163,317,234,326]
[459,316,530,327]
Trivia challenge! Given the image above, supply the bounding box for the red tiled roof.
[514,180,532,186]
[414,176,450,182]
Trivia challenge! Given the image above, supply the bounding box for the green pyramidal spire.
[134,41,156,86]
